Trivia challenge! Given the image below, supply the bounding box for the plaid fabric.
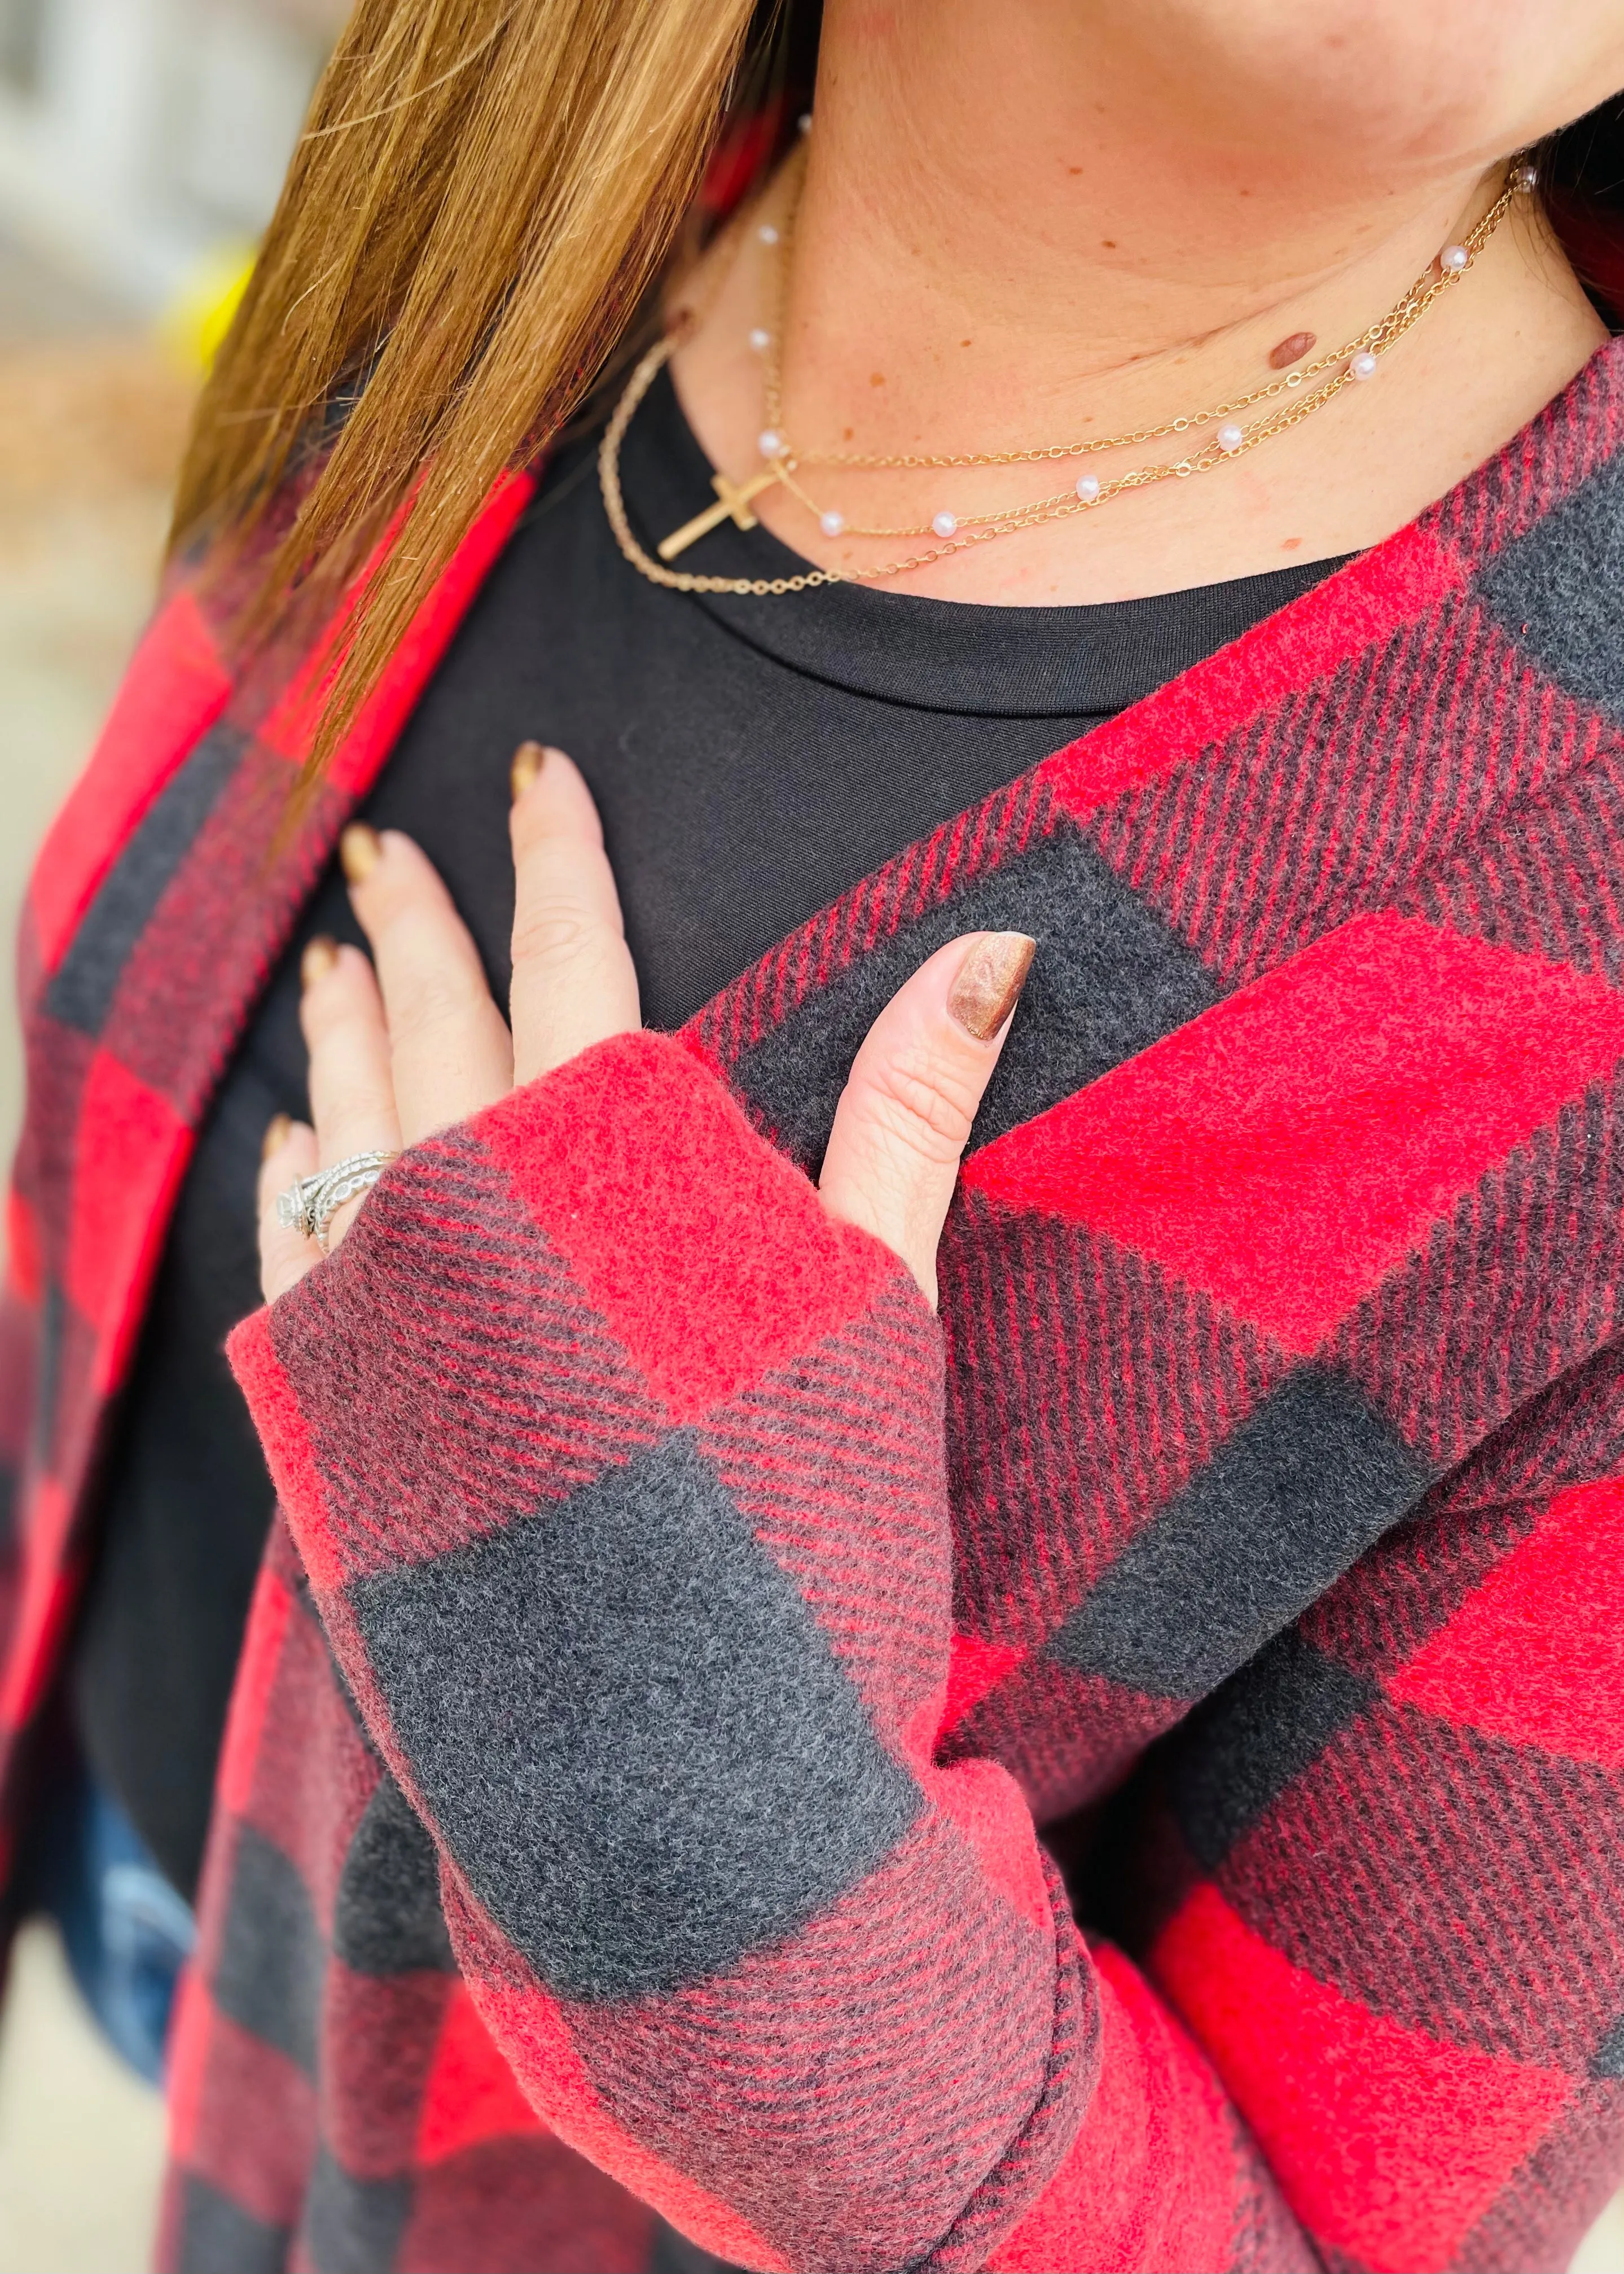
[0,468,535,1871]
[3,339,1624,2270]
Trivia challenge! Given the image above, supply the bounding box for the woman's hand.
[258,742,1033,1310]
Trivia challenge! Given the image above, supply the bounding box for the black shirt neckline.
[604,361,1355,719]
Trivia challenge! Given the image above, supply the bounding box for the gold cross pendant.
[657,463,784,562]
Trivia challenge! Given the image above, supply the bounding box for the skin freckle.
[870,371,885,386]
[1101,238,1117,249]
[1281,536,1303,551]
[1269,330,1315,370]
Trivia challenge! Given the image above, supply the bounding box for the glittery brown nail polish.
[261,1112,292,1162]
[511,741,547,801]
[340,823,381,883]
[946,932,1036,1041]
[301,935,338,988]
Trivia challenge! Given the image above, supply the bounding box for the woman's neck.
[670,0,1608,603]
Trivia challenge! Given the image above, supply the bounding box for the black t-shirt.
[70,365,1348,1900]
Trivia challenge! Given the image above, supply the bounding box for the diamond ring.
[276,1150,399,1254]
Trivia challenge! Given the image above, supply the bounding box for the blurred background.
[0,5,342,2268]
[0,6,1620,2273]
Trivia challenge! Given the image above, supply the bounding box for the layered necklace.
[602,150,1536,598]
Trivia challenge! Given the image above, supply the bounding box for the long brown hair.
[170,0,785,765]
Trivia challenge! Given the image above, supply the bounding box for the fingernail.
[511,741,548,801]
[340,822,381,883]
[947,932,1036,1042]
[261,1112,292,1162]
[301,935,338,988]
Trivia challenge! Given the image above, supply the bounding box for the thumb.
[818,931,1035,1307]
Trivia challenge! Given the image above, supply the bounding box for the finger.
[508,743,640,1085]
[341,823,515,1143]
[818,931,1035,1307]
[300,935,402,1254]
[259,1114,319,1303]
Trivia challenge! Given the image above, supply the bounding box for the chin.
[1089,0,1624,187]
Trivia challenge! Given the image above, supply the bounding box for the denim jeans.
[25,1758,195,2085]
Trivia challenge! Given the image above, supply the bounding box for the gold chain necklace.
[601,337,841,595]
[601,157,1533,597]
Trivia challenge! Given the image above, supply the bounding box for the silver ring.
[276,1150,399,1253]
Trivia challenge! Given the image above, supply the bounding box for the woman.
[5,0,1624,2267]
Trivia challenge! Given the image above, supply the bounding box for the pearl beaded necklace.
[600,156,1534,597]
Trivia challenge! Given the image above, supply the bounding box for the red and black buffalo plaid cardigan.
[5,340,1624,2274]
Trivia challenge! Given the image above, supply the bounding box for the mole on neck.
[670,0,1615,603]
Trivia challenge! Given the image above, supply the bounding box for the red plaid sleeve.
[228,1029,1309,2274]
[1140,1345,1624,2274]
